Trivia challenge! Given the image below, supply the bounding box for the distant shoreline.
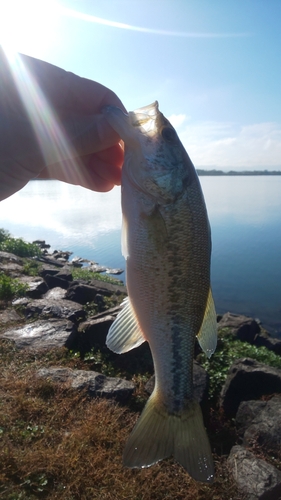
[32,170,281,181]
[196,169,281,176]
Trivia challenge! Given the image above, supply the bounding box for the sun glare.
[0,0,59,57]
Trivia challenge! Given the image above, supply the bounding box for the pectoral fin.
[106,297,146,354]
[197,288,217,358]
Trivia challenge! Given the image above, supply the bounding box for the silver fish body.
[103,102,217,483]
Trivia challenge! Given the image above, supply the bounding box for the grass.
[0,229,279,498]
[0,229,42,258]
[197,328,281,401]
[0,334,246,500]
[72,268,124,285]
[0,273,28,300]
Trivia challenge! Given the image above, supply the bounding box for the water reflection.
[0,177,280,334]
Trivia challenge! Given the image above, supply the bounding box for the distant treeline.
[196,169,281,176]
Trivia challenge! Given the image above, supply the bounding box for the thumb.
[62,113,122,157]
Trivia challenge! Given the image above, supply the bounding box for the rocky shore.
[1,243,281,499]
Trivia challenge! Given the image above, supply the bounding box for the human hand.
[0,48,126,201]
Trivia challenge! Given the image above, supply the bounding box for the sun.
[0,0,59,58]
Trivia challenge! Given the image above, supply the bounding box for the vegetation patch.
[197,328,281,401]
[71,267,123,285]
[0,229,41,258]
[0,273,28,300]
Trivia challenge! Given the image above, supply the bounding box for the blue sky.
[1,0,280,170]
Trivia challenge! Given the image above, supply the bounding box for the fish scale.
[103,101,217,482]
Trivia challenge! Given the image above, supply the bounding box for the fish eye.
[161,127,177,143]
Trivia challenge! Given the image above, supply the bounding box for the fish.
[102,101,217,483]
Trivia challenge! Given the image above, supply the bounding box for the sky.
[0,0,280,171]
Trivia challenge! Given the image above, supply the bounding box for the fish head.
[102,101,196,202]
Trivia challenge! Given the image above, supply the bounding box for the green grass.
[72,267,124,285]
[197,328,281,400]
[0,273,28,300]
[0,229,41,258]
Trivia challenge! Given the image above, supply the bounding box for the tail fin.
[123,393,214,483]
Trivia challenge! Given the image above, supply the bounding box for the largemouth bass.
[103,102,217,483]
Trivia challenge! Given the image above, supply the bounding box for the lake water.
[0,176,280,336]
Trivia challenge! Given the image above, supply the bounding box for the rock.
[1,319,78,350]
[52,250,72,261]
[24,297,86,323]
[145,361,209,418]
[39,267,61,278]
[228,445,281,500]
[236,400,267,438]
[37,255,64,268]
[32,239,50,249]
[43,287,68,300]
[242,396,281,453]
[0,251,24,276]
[0,250,23,263]
[105,268,124,275]
[22,277,49,298]
[218,312,261,343]
[65,280,126,304]
[255,334,281,355]
[88,264,107,273]
[37,367,135,403]
[220,358,281,418]
[78,314,116,352]
[0,261,23,275]
[70,256,83,267]
[43,269,73,290]
[0,308,22,323]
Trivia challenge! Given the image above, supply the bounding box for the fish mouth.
[129,101,164,136]
[102,101,167,145]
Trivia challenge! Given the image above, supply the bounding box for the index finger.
[20,53,127,115]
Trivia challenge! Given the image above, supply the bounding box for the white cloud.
[168,113,188,128]
[170,116,281,170]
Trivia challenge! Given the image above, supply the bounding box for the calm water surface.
[0,176,280,335]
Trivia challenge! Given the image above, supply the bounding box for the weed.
[0,273,28,300]
[197,328,281,401]
[0,229,41,258]
[72,267,123,285]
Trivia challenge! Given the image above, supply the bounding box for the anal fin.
[197,288,217,358]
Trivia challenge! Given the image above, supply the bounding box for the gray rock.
[32,239,50,249]
[255,335,281,355]
[24,297,86,323]
[105,268,124,275]
[236,400,267,438]
[220,358,281,418]
[0,250,23,263]
[78,314,116,352]
[243,396,281,453]
[65,280,126,304]
[43,287,68,300]
[218,312,260,343]
[37,367,135,403]
[37,255,64,268]
[39,267,61,278]
[1,319,78,350]
[88,264,107,273]
[43,269,72,290]
[21,277,49,298]
[228,445,281,500]
[0,308,22,324]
